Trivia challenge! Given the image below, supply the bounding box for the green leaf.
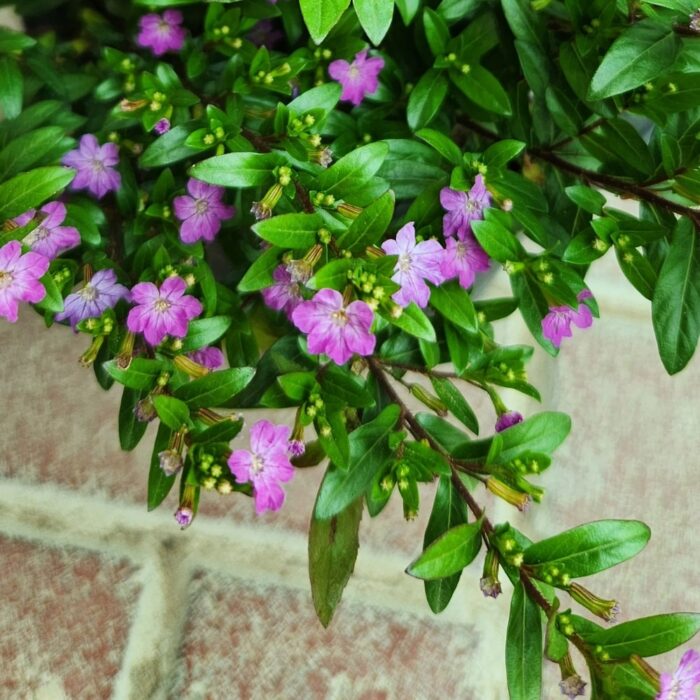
[320,364,375,408]
[34,273,63,314]
[309,496,363,627]
[579,613,700,660]
[565,185,606,215]
[147,423,175,511]
[118,387,148,451]
[589,22,681,100]
[506,581,543,700]
[314,142,389,197]
[153,395,190,431]
[488,411,570,465]
[407,70,449,131]
[237,246,280,293]
[139,125,201,168]
[406,521,482,579]
[179,316,232,353]
[306,258,355,291]
[288,83,342,114]
[0,166,75,220]
[314,405,400,519]
[416,128,462,166]
[472,218,525,263]
[0,56,22,120]
[175,367,255,409]
[451,65,512,116]
[252,212,325,249]
[384,302,436,342]
[423,476,469,613]
[523,520,651,579]
[0,27,36,53]
[482,140,526,169]
[336,190,394,252]
[652,218,700,374]
[354,0,393,45]
[191,152,283,188]
[429,280,478,332]
[423,8,449,56]
[190,416,243,445]
[300,0,351,44]
[103,358,165,391]
[0,126,70,180]
[430,377,479,434]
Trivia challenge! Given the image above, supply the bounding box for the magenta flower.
[14,202,80,261]
[440,231,490,289]
[127,276,203,346]
[292,288,376,365]
[261,265,304,319]
[62,134,121,199]
[173,178,235,244]
[137,11,186,56]
[328,50,385,106]
[188,346,224,370]
[657,649,700,700]
[495,411,523,433]
[440,175,491,238]
[541,290,594,348]
[153,118,171,135]
[56,268,130,329]
[381,222,444,308]
[227,420,295,514]
[0,241,49,323]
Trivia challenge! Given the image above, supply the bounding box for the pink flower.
[56,268,130,329]
[657,649,700,700]
[541,290,593,348]
[261,265,304,319]
[153,118,171,135]
[14,202,79,261]
[188,346,224,370]
[137,11,186,56]
[173,178,235,244]
[127,276,203,346]
[440,231,490,289]
[62,134,121,199]
[440,175,491,238]
[328,50,384,106]
[0,241,49,323]
[292,288,376,365]
[381,222,444,308]
[495,411,523,433]
[227,420,295,514]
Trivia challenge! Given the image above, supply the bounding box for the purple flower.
[174,507,193,529]
[227,420,295,514]
[188,346,225,370]
[440,231,490,289]
[261,265,304,319]
[154,118,171,135]
[62,134,121,199]
[292,288,376,365]
[56,268,130,329]
[0,241,49,323]
[137,11,186,56]
[495,411,523,433]
[127,276,203,346]
[328,50,384,106]
[14,202,80,261]
[381,222,444,308]
[288,439,305,457]
[173,178,235,244]
[657,649,700,700]
[541,290,594,348]
[440,175,491,238]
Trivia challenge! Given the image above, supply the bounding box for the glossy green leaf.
[175,367,255,409]
[314,142,389,197]
[524,520,651,579]
[0,166,75,220]
[430,280,478,332]
[451,65,511,116]
[407,70,449,131]
[118,387,148,452]
[354,0,393,45]
[191,152,283,188]
[384,302,436,342]
[430,377,479,434]
[309,496,363,627]
[179,316,232,352]
[252,212,326,249]
[0,56,22,120]
[147,423,175,511]
[506,581,543,700]
[300,0,351,44]
[336,190,394,252]
[103,358,166,391]
[406,521,482,579]
[153,395,191,431]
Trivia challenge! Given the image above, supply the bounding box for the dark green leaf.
[153,395,191,431]
[103,358,165,391]
[506,581,543,700]
[118,387,148,451]
[0,166,75,220]
[179,316,232,353]
[175,367,255,409]
[430,377,479,434]
[147,423,175,511]
[430,280,478,332]
[336,190,394,252]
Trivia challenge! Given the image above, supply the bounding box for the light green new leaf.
[354,0,393,45]
[300,0,351,44]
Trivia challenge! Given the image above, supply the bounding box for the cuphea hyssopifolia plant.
[1,0,700,697]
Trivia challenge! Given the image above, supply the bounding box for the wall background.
[0,6,699,696]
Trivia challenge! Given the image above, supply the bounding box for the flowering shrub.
[1,0,700,696]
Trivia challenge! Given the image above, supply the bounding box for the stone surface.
[0,536,139,699]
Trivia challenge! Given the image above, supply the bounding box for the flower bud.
[480,549,502,599]
[568,582,620,623]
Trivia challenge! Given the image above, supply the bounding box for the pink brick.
[0,536,140,698]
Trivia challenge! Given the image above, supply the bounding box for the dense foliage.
[1,0,700,697]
